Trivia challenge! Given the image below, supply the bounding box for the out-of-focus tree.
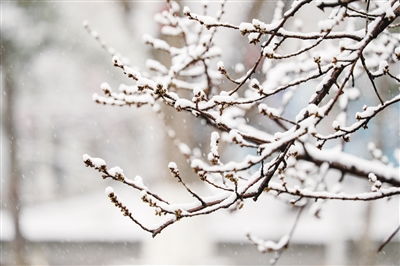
[1,1,56,264]
[83,0,400,263]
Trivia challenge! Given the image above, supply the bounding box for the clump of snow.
[332,120,341,130]
[91,158,106,168]
[168,162,178,170]
[130,175,147,190]
[183,6,191,16]
[395,46,400,59]
[249,233,289,253]
[258,103,280,117]
[112,55,122,66]
[105,186,114,196]
[377,1,396,19]
[368,173,377,183]
[239,22,255,34]
[252,19,270,31]
[249,78,260,89]
[146,59,168,74]
[82,154,106,168]
[174,98,194,110]
[247,33,259,44]
[108,166,124,178]
[82,154,91,162]
[356,106,378,119]
[208,131,220,164]
[100,82,111,92]
[228,129,244,143]
[262,47,274,58]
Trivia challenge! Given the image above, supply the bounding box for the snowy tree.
[83,0,400,262]
[1,2,59,264]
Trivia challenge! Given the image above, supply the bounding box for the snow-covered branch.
[83,0,400,262]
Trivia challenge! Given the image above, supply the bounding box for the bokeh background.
[1,1,399,265]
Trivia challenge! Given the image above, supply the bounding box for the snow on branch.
[83,0,400,262]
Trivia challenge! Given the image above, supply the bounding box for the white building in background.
[1,182,399,264]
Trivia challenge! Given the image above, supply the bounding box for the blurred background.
[1,0,399,265]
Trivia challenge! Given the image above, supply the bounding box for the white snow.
[168,161,178,170]
[83,154,106,168]
[108,166,124,177]
[105,186,114,195]
[239,22,255,34]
